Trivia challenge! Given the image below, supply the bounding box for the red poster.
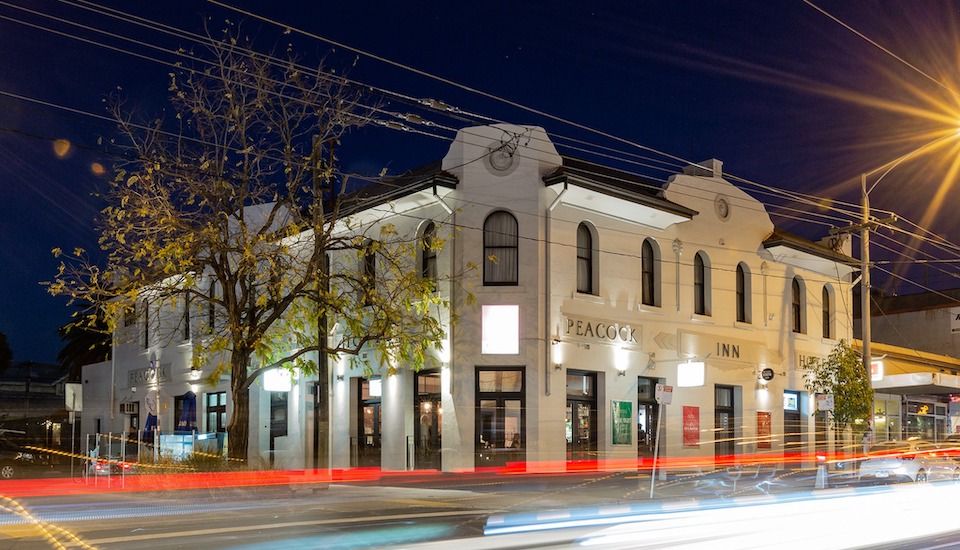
[758,411,772,449]
[683,406,699,447]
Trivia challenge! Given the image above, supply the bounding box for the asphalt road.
[0,465,865,549]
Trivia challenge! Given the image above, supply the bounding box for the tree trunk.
[227,354,251,465]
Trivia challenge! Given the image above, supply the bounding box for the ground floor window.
[205,391,226,433]
[905,400,948,441]
[476,367,525,468]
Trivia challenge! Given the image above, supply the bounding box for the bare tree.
[48,27,464,463]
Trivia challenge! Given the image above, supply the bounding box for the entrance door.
[715,385,736,461]
[783,390,801,463]
[414,371,442,470]
[356,378,382,467]
[566,371,597,469]
[638,377,662,464]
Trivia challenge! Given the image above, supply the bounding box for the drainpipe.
[434,189,454,396]
[545,184,567,396]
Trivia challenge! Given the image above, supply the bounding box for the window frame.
[736,262,751,323]
[420,221,438,288]
[483,211,519,286]
[792,277,805,334]
[576,223,595,295]
[641,239,659,307]
[693,252,711,316]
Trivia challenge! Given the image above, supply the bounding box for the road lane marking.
[68,509,502,547]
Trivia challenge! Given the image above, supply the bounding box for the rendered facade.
[81,124,859,471]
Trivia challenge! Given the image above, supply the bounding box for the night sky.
[2,1,960,363]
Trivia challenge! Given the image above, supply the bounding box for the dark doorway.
[566,371,598,469]
[783,390,802,463]
[715,385,736,461]
[415,371,442,470]
[638,377,663,463]
[355,378,382,468]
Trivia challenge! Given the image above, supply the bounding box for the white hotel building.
[81,124,856,471]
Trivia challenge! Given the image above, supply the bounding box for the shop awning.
[872,372,960,395]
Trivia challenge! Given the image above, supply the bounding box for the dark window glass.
[822,286,831,338]
[421,222,438,287]
[736,264,748,323]
[792,278,802,333]
[577,223,593,294]
[641,240,656,306]
[483,212,519,285]
[694,253,706,315]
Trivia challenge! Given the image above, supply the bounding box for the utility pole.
[860,173,871,386]
[831,174,897,385]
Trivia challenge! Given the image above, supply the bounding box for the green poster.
[612,400,632,445]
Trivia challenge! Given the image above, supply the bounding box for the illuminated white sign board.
[263,368,292,392]
[677,361,705,387]
[482,305,519,354]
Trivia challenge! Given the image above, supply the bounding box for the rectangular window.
[205,391,227,433]
[476,367,525,468]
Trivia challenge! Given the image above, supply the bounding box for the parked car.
[858,439,960,483]
[89,457,135,476]
[0,434,54,479]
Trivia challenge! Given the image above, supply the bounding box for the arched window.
[362,239,376,305]
[641,239,659,307]
[694,252,710,316]
[736,263,751,323]
[822,285,832,339]
[421,222,438,288]
[576,223,595,294]
[791,277,804,333]
[483,211,518,285]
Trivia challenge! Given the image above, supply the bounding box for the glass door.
[415,371,442,470]
[356,378,382,467]
[715,385,736,460]
[566,371,597,469]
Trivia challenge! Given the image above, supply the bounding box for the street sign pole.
[650,402,664,499]
[650,384,673,499]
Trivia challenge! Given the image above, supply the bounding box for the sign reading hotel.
[562,315,639,345]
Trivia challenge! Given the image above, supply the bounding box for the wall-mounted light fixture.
[554,363,563,371]
[336,374,344,382]
[617,369,626,376]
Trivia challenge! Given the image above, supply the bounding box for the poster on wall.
[952,307,960,333]
[682,406,699,447]
[612,400,632,445]
[758,411,772,449]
